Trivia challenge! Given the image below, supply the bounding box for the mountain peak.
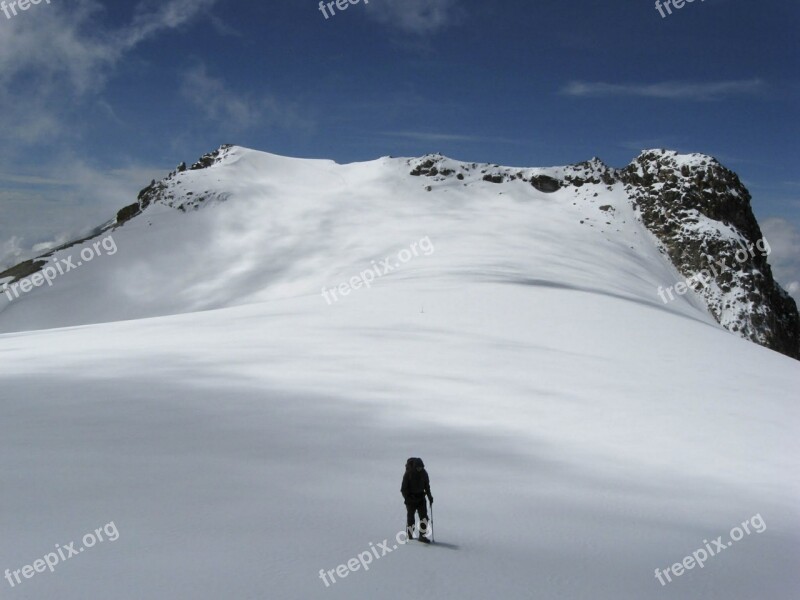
[620,151,798,358]
[1,145,797,359]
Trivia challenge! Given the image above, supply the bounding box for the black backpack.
[405,457,424,471]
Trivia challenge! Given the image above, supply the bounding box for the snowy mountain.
[0,146,798,599]
[1,144,797,359]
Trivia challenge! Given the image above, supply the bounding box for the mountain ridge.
[1,144,797,359]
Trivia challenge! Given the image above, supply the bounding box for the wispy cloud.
[180,64,311,132]
[0,161,167,270]
[561,79,765,101]
[0,0,227,267]
[0,173,74,186]
[619,138,684,152]
[761,217,800,303]
[0,0,222,146]
[379,130,523,144]
[121,0,220,50]
[365,0,459,34]
[181,65,265,131]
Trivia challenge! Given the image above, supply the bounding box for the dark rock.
[530,175,561,193]
[621,150,799,360]
[190,144,233,170]
[0,259,48,283]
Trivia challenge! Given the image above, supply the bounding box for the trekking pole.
[430,499,434,543]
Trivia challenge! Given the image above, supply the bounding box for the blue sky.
[1,0,798,290]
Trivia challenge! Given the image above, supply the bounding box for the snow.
[0,146,797,599]
[636,149,719,170]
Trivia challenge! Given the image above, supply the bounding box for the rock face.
[620,150,799,360]
[116,144,235,225]
[406,150,800,360]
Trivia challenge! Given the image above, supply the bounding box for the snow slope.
[0,146,712,331]
[0,147,797,599]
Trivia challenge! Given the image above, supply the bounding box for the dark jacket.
[401,458,432,503]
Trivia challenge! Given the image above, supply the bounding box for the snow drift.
[0,146,797,599]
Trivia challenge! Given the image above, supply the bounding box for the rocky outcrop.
[190,144,234,170]
[0,258,48,283]
[620,150,799,359]
[116,145,234,225]
[408,154,567,191]
[405,149,799,359]
[530,175,561,193]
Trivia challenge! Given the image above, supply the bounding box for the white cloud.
[0,0,222,145]
[761,217,800,304]
[0,1,109,96]
[365,0,458,34]
[180,64,311,132]
[122,0,220,50]
[181,65,264,131]
[381,130,478,142]
[0,0,226,269]
[379,130,523,144]
[0,161,167,271]
[561,79,765,101]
